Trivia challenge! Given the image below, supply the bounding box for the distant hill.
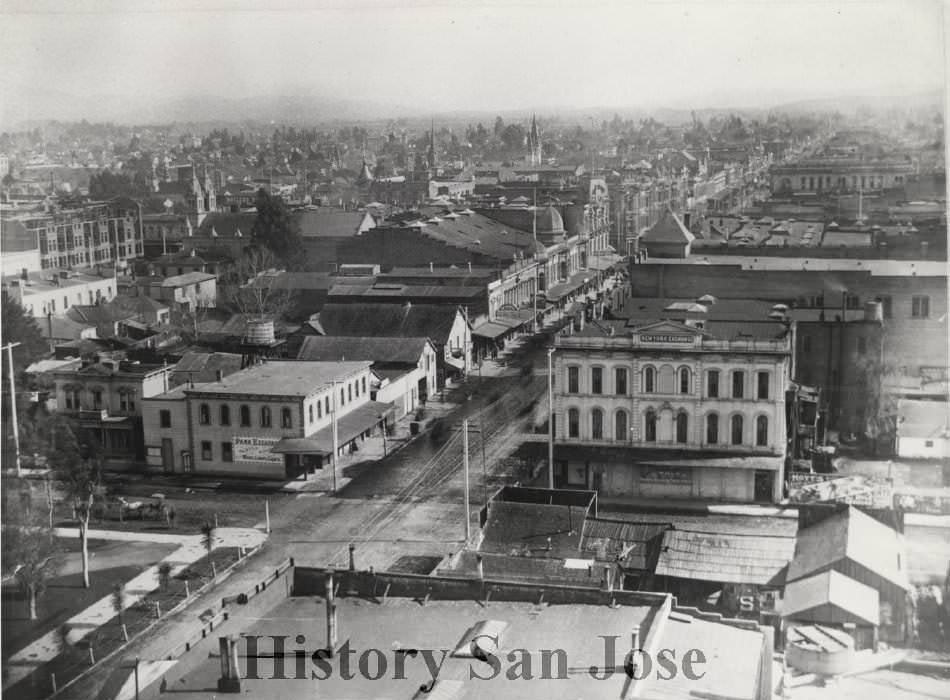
[770,90,943,114]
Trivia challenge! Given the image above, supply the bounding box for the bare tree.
[157,561,173,591]
[219,247,295,320]
[2,498,60,620]
[111,584,128,641]
[200,521,217,579]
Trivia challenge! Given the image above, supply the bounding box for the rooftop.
[654,529,795,586]
[184,360,370,398]
[296,336,430,365]
[316,303,464,344]
[645,255,946,276]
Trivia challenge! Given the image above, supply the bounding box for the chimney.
[325,571,338,657]
[217,636,242,692]
[216,369,224,381]
[468,261,472,272]
[348,544,355,571]
[20,268,27,281]
[429,261,434,272]
[476,554,484,581]
[631,625,641,653]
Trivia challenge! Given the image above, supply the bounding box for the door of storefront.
[161,438,174,473]
[754,470,774,502]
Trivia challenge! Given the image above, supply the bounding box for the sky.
[0,0,945,124]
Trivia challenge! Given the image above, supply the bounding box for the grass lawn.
[1,539,177,659]
[3,546,250,700]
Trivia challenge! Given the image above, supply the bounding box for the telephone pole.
[462,417,471,545]
[3,342,22,476]
[547,347,555,490]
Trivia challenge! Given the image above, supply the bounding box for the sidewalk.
[2,526,266,690]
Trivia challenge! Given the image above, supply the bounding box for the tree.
[111,583,128,641]
[157,562,173,592]
[1,291,47,377]
[493,116,505,136]
[49,419,101,588]
[501,124,526,151]
[2,495,60,620]
[219,247,295,320]
[200,521,217,579]
[251,189,304,269]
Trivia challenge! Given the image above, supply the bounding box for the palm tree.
[200,522,217,579]
[157,562,173,592]
[111,584,128,642]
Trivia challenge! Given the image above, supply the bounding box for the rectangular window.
[221,442,233,462]
[757,372,769,400]
[732,371,745,399]
[878,296,892,319]
[567,366,579,394]
[348,384,353,402]
[591,367,603,395]
[92,390,102,409]
[911,295,930,318]
[568,410,579,438]
[317,400,323,419]
[201,441,212,461]
[707,370,719,398]
[615,368,627,396]
[281,407,293,429]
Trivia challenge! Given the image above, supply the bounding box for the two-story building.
[50,356,174,464]
[134,271,217,311]
[552,313,793,503]
[141,360,393,479]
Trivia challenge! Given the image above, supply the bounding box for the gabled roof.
[196,212,256,239]
[787,506,910,591]
[580,518,670,571]
[67,305,129,325]
[160,271,216,287]
[296,336,430,364]
[294,208,375,238]
[640,208,695,244]
[654,529,795,586]
[169,351,243,387]
[315,303,464,344]
[783,570,880,626]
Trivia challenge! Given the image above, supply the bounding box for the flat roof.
[185,360,371,398]
[640,256,946,276]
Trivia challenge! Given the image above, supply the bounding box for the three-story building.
[552,314,793,503]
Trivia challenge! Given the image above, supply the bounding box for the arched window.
[676,412,688,443]
[568,408,580,438]
[199,403,210,425]
[706,370,720,398]
[643,366,655,393]
[219,404,230,426]
[309,405,314,423]
[756,416,769,447]
[644,409,657,442]
[260,406,272,428]
[591,408,604,439]
[731,414,744,445]
[706,413,719,444]
[281,407,293,429]
[240,405,251,427]
[615,410,628,441]
[679,367,691,394]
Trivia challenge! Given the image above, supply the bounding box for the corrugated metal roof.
[655,529,795,585]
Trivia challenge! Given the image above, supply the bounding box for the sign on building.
[233,436,283,465]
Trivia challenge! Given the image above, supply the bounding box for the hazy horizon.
[0,0,945,127]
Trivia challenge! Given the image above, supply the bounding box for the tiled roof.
[296,336,429,364]
[654,529,795,585]
[316,303,463,345]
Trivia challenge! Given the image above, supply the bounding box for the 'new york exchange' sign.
[638,334,695,344]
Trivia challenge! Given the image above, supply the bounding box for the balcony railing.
[556,334,790,353]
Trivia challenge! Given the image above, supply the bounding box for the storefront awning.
[544,271,590,302]
[271,400,395,455]
[473,321,511,340]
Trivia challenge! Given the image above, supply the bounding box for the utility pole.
[331,381,339,495]
[462,417,470,545]
[3,342,22,476]
[547,347,555,490]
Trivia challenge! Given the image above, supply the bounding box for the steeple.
[427,118,436,170]
[529,114,542,165]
